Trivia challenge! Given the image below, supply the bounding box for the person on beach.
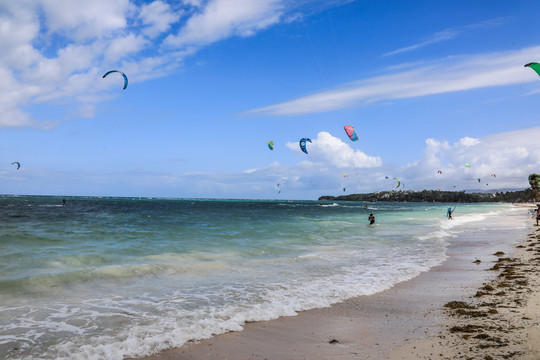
[536,204,540,226]
[368,213,375,225]
[62,198,66,206]
[447,207,455,220]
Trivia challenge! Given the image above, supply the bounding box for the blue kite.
[102,70,128,90]
[299,138,311,154]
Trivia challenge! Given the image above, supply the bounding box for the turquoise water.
[0,196,530,359]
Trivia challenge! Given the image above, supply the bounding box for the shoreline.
[136,208,535,360]
[387,225,540,359]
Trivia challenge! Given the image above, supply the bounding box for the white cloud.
[457,137,480,147]
[0,0,300,129]
[382,18,507,57]
[3,126,538,198]
[246,46,540,116]
[182,0,204,7]
[139,1,181,38]
[284,131,382,168]
[400,127,540,190]
[38,0,130,41]
[0,1,41,69]
[105,33,148,62]
[0,0,528,135]
[227,127,540,197]
[187,127,540,196]
[164,0,284,48]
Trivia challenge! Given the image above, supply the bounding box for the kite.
[477,178,481,183]
[299,138,311,154]
[393,177,401,188]
[344,125,358,142]
[437,170,442,174]
[11,162,20,170]
[102,70,128,89]
[491,173,496,177]
[267,141,274,150]
[342,174,349,192]
[525,62,540,77]
[465,163,471,168]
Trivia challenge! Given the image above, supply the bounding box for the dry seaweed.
[444,301,474,309]
[475,291,488,297]
[449,324,484,333]
[454,309,489,317]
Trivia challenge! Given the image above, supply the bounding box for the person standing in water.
[447,206,455,220]
[368,213,375,225]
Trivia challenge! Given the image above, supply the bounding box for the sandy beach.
[134,207,539,360]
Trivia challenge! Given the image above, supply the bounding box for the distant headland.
[319,173,540,203]
[318,189,535,203]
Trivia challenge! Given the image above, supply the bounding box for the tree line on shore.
[318,174,540,203]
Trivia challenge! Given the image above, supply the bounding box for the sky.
[1,0,540,200]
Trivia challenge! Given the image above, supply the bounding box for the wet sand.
[387,227,540,360]
[136,211,537,360]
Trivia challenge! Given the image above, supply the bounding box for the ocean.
[0,196,532,360]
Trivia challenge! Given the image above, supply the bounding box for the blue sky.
[1,0,540,199]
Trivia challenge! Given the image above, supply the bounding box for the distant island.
[320,173,540,203]
[318,189,535,203]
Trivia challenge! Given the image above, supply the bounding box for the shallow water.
[0,196,530,359]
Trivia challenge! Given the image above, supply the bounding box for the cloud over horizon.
[2,126,537,199]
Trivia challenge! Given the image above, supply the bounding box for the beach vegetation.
[528,174,540,201]
[319,188,535,203]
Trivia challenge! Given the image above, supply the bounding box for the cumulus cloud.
[246,46,540,116]
[220,127,540,198]
[400,127,540,191]
[139,1,181,38]
[175,127,540,198]
[158,127,540,198]
[104,33,148,62]
[164,0,284,48]
[2,126,538,198]
[38,0,130,41]
[284,131,382,168]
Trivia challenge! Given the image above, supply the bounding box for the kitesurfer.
[447,207,455,220]
[62,198,67,206]
[368,213,375,225]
